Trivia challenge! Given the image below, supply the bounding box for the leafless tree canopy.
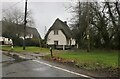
[69,1,120,49]
[2,6,35,27]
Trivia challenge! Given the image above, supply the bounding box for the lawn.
[54,50,119,69]
[1,46,50,53]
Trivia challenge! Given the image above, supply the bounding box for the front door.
[54,41,58,45]
[54,41,58,49]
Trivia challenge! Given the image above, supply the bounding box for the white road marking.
[19,56,26,59]
[17,55,94,79]
[32,60,95,79]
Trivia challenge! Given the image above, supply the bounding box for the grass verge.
[44,50,119,76]
[1,46,50,53]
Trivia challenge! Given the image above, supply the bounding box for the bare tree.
[2,6,36,47]
[2,6,35,27]
[69,1,120,49]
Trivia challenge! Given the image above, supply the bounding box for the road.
[2,52,93,79]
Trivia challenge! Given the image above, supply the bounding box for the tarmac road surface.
[2,53,94,79]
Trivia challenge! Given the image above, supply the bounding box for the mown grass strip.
[1,46,50,53]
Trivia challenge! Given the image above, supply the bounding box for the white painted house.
[45,18,76,49]
[0,36,13,45]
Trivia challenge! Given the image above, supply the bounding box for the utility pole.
[86,1,90,52]
[44,26,47,37]
[23,0,28,50]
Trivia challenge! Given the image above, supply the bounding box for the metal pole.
[23,0,27,50]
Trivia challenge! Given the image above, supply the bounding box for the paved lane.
[2,54,15,62]
[2,53,93,79]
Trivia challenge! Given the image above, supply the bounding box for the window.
[54,41,58,45]
[54,30,58,35]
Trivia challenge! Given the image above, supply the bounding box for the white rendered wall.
[47,30,67,45]
[71,39,76,45]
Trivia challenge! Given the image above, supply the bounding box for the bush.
[12,37,40,46]
[40,39,47,48]
[12,37,23,46]
[26,38,40,46]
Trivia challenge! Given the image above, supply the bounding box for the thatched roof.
[26,26,41,38]
[45,18,73,39]
[1,21,41,39]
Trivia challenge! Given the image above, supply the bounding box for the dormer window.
[54,30,58,35]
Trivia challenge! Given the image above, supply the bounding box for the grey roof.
[45,18,73,39]
[2,21,41,39]
[26,26,41,38]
